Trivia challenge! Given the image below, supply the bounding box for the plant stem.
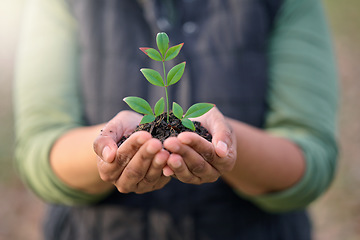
[162,61,170,122]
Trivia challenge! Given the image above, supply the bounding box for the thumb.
[197,107,233,158]
[215,140,229,158]
[209,116,233,158]
[93,135,118,163]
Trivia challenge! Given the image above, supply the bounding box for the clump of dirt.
[118,112,212,146]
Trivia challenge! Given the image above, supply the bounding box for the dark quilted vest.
[44,0,312,239]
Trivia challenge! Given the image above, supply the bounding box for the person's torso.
[45,1,312,239]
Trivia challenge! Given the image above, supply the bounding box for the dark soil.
[118,112,212,146]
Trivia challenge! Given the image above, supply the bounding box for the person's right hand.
[93,111,171,194]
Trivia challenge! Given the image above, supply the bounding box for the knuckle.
[124,166,144,180]
[203,153,216,165]
[203,151,215,162]
[190,161,206,174]
[142,175,158,184]
[116,153,131,167]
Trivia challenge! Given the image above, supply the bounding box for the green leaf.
[140,114,156,124]
[164,43,184,61]
[172,102,184,120]
[184,103,214,119]
[123,96,154,115]
[167,62,186,86]
[154,97,165,116]
[139,47,163,61]
[140,68,164,87]
[156,32,169,57]
[181,118,195,131]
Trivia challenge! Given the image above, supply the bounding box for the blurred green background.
[1,0,359,239]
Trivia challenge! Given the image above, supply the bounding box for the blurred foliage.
[325,0,360,43]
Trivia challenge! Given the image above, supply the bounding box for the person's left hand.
[162,107,237,184]
[93,111,171,194]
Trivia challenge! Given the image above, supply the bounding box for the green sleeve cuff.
[241,131,338,212]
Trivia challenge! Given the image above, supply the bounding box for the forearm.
[222,118,305,196]
[50,124,114,194]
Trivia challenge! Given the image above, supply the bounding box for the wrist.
[50,124,115,195]
[221,119,305,196]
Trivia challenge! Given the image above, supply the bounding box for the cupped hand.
[93,111,171,194]
[163,107,237,184]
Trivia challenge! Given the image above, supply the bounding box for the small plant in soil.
[121,32,214,144]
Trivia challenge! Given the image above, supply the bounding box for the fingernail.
[163,166,174,177]
[171,159,182,168]
[216,141,228,156]
[154,155,165,166]
[102,146,111,161]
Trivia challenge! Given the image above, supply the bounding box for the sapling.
[123,32,214,131]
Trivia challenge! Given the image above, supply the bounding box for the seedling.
[123,32,214,131]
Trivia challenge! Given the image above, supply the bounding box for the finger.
[101,110,141,140]
[117,110,142,136]
[97,131,152,183]
[162,165,175,177]
[178,131,234,173]
[211,121,233,158]
[136,175,171,194]
[167,153,200,183]
[177,132,216,163]
[149,175,171,192]
[195,107,233,158]
[97,156,123,183]
[115,131,152,166]
[164,138,219,183]
[167,153,212,184]
[116,138,163,193]
[208,117,237,172]
[139,149,169,187]
[93,111,142,163]
[94,133,118,163]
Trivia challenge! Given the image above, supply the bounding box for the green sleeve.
[245,0,339,212]
[14,0,108,205]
